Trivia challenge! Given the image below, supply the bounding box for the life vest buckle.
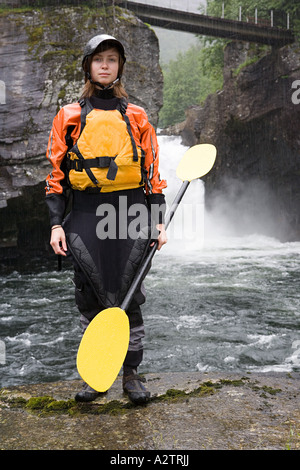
[74,159,83,172]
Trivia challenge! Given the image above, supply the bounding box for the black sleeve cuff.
[146,193,166,225]
[45,193,67,227]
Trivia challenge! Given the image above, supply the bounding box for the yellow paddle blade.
[176,144,217,182]
[76,307,130,392]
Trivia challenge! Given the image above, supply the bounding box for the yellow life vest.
[67,98,145,192]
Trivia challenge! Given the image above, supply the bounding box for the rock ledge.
[0,371,299,450]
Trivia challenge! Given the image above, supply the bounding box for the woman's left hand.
[151,224,168,251]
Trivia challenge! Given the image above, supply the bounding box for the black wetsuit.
[62,91,157,370]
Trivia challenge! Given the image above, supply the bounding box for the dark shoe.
[75,382,103,402]
[123,369,150,405]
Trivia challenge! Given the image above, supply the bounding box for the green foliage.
[159,40,224,128]
[159,0,299,128]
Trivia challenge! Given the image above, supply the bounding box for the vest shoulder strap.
[78,98,94,136]
[117,97,128,116]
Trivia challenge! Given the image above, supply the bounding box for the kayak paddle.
[76,143,217,392]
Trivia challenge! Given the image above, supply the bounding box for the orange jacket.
[45,101,167,197]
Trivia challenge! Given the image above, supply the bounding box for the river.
[0,136,299,388]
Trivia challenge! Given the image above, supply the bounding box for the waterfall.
[157,135,205,255]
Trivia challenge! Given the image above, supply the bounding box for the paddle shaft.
[120,180,190,311]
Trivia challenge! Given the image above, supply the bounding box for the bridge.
[116,1,295,47]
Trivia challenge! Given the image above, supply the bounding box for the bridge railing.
[118,1,293,31]
[211,4,291,30]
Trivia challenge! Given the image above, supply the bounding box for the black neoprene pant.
[73,262,145,369]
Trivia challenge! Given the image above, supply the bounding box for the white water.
[0,135,299,387]
[143,135,300,375]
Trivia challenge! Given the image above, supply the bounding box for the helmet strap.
[87,72,120,91]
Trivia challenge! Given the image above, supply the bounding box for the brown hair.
[81,40,128,99]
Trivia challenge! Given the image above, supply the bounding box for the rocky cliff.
[0,4,162,266]
[181,41,300,242]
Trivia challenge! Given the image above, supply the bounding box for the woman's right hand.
[50,226,67,256]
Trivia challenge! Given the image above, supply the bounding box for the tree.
[159,40,224,128]
[159,0,299,128]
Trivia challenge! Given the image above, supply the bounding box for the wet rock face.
[0,6,163,263]
[182,41,300,241]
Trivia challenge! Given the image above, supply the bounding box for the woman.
[45,34,167,404]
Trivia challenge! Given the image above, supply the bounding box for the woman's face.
[90,47,120,87]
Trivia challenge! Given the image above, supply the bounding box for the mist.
[204,177,291,242]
